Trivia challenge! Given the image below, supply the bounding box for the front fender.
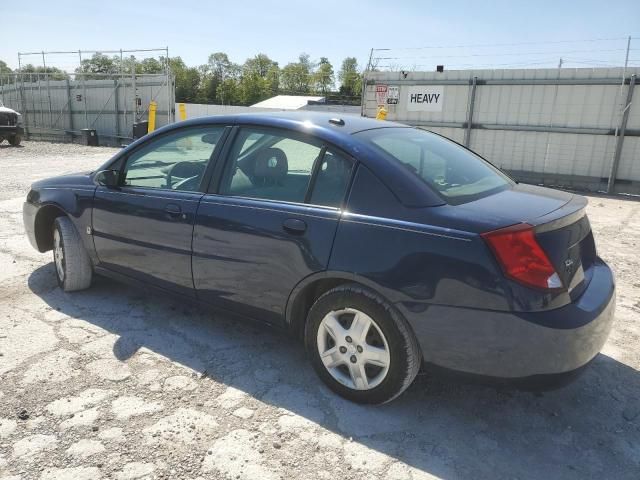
[24,185,96,260]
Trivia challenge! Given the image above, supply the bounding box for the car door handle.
[164,203,182,219]
[282,218,307,234]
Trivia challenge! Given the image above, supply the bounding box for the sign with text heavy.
[406,86,444,112]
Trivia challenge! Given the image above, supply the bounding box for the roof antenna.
[329,118,345,126]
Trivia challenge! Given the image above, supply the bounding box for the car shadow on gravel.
[28,263,640,480]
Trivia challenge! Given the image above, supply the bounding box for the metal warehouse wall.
[0,73,174,145]
[363,68,640,194]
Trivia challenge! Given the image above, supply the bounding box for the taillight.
[481,223,563,291]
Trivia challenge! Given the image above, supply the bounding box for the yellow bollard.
[178,103,187,122]
[148,101,157,133]
[376,105,388,120]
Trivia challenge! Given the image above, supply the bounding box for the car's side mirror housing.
[94,169,120,188]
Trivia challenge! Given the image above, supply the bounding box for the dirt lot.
[0,141,639,480]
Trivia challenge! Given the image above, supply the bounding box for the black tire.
[52,216,93,292]
[305,283,422,404]
[9,134,22,146]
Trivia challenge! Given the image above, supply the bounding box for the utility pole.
[558,58,563,69]
[361,48,375,117]
[609,36,634,193]
[623,35,631,70]
[42,51,53,131]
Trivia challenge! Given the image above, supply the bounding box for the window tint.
[309,151,354,208]
[123,127,224,191]
[354,128,513,204]
[221,128,322,204]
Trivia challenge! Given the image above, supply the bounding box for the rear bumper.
[406,258,615,379]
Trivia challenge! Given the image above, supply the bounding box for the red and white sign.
[375,84,388,105]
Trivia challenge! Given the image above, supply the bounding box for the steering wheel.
[167,161,205,190]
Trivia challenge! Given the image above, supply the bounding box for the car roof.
[171,110,408,136]
[221,111,408,134]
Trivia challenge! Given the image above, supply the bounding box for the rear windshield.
[354,128,513,205]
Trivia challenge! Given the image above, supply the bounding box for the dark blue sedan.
[23,112,615,404]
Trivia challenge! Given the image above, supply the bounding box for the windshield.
[355,128,513,205]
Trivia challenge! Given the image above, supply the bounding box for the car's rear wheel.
[305,284,421,404]
[9,134,22,146]
[53,216,93,292]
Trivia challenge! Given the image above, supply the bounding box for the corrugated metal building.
[363,68,640,194]
[0,74,174,145]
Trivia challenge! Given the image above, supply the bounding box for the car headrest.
[321,154,350,177]
[169,161,205,178]
[253,148,288,180]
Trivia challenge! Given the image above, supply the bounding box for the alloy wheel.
[316,308,391,390]
[53,228,65,282]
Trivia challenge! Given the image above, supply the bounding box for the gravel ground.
[0,141,639,480]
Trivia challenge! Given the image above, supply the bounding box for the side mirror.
[94,169,120,188]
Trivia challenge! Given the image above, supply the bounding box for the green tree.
[112,55,135,74]
[76,53,118,78]
[244,53,278,78]
[217,77,240,105]
[0,60,12,75]
[338,57,361,96]
[314,57,334,94]
[169,57,201,103]
[298,53,314,74]
[19,64,67,81]
[207,52,235,80]
[201,52,241,103]
[280,53,313,94]
[236,54,280,105]
[137,57,165,74]
[266,64,280,96]
[237,72,268,105]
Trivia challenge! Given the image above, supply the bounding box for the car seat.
[253,148,288,186]
[311,154,352,207]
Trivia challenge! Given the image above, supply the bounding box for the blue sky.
[2,0,639,72]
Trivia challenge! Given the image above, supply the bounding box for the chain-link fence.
[363,67,640,195]
[0,72,175,145]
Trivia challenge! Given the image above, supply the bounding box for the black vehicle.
[23,112,615,404]
[0,102,23,146]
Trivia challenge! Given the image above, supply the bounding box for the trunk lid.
[452,183,595,295]
[452,183,576,227]
[532,195,596,297]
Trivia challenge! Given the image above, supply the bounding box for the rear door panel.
[192,196,340,324]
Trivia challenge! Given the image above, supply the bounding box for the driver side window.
[123,126,225,192]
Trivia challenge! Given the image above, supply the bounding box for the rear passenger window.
[309,151,354,208]
[220,128,354,208]
[221,128,322,203]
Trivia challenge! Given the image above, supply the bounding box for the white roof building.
[250,95,325,110]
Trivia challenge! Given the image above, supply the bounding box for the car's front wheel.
[305,284,421,404]
[53,216,93,292]
[9,134,22,146]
